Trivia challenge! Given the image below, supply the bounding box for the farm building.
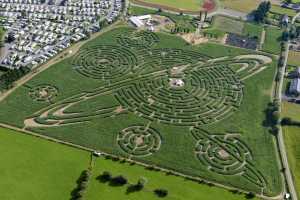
[129,15,152,28]
[289,78,300,95]
[288,67,300,78]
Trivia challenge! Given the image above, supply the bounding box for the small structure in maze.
[169,78,185,88]
[29,85,58,102]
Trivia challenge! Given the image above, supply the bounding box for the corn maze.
[22,29,275,192]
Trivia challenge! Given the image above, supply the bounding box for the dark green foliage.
[97,171,112,182]
[0,67,30,90]
[253,1,271,23]
[71,169,91,200]
[154,188,168,197]
[110,175,127,186]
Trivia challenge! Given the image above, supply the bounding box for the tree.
[253,1,271,23]
[110,175,127,186]
[154,188,168,197]
[99,171,112,182]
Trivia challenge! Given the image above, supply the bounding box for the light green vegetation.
[0,26,282,196]
[134,0,203,11]
[270,5,297,17]
[219,0,261,13]
[0,127,90,200]
[262,26,282,55]
[282,126,300,198]
[86,158,261,200]
[211,16,244,35]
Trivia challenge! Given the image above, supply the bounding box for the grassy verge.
[282,126,300,198]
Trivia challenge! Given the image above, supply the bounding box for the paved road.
[277,12,300,200]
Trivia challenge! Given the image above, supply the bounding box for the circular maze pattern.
[29,85,58,102]
[70,45,138,80]
[117,30,159,48]
[116,64,243,126]
[117,125,162,157]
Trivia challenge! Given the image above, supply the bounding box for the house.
[289,78,300,95]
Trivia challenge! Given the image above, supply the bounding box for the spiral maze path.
[29,85,58,102]
[191,128,266,188]
[70,45,138,81]
[117,125,162,157]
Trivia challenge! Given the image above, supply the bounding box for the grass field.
[288,50,300,66]
[132,0,203,11]
[262,26,282,55]
[270,5,297,17]
[204,16,262,41]
[219,0,261,13]
[282,126,300,198]
[86,158,261,200]
[282,101,300,121]
[0,127,90,200]
[0,26,282,196]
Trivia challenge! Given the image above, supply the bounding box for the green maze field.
[0,27,282,196]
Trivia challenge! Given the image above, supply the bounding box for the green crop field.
[0,127,90,200]
[86,157,260,200]
[262,27,282,55]
[282,126,300,198]
[0,26,282,196]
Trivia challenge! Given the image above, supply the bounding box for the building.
[129,15,152,28]
[289,78,300,95]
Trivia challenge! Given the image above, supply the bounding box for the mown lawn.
[262,27,282,55]
[282,126,300,198]
[0,127,90,200]
[86,158,261,200]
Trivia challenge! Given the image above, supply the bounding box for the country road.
[277,12,300,200]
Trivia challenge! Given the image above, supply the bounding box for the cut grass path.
[86,158,261,200]
[0,127,90,200]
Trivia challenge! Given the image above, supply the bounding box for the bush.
[110,175,128,186]
[98,171,112,182]
[281,117,292,125]
[245,192,255,199]
[154,188,168,197]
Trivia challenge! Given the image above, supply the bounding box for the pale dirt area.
[180,33,209,45]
